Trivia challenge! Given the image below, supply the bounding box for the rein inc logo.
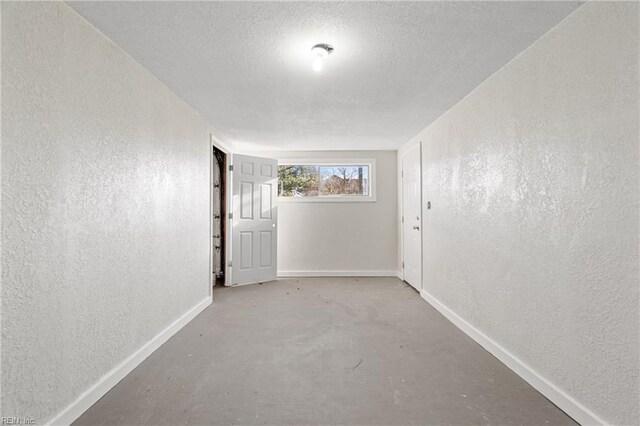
[1,418,35,425]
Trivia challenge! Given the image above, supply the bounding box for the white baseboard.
[278,270,398,278]
[419,289,604,426]
[48,296,212,426]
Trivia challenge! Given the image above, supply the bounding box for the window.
[278,160,376,202]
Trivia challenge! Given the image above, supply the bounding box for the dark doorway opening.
[212,146,226,287]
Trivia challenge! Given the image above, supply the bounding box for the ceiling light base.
[311,43,334,57]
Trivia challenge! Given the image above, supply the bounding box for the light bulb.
[312,57,324,72]
[310,44,333,73]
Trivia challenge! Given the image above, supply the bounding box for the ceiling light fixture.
[311,43,334,72]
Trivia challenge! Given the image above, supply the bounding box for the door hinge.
[401,171,404,178]
[229,165,234,171]
[228,261,232,267]
[402,261,404,269]
[401,216,404,223]
[229,213,233,219]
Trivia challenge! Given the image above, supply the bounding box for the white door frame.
[210,134,234,294]
[400,142,422,290]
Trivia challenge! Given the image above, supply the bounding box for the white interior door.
[402,144,422,290]
[231,154,278,285]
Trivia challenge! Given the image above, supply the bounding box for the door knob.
[413,226,420,230]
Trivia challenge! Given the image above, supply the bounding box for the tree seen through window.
[278,164,369,197]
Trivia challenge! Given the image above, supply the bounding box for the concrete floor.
[75,278,576,425]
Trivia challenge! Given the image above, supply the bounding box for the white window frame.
[277,159,377,203]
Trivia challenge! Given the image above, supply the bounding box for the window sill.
[278,196,376,203]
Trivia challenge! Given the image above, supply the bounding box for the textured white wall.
[246,151,397,275]
[2,3,214,423]
[403,2,638,424]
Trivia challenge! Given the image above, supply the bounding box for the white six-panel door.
[231,154,278,285]
[402,144,422,290]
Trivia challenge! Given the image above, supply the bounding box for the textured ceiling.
[68,1,582,151]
